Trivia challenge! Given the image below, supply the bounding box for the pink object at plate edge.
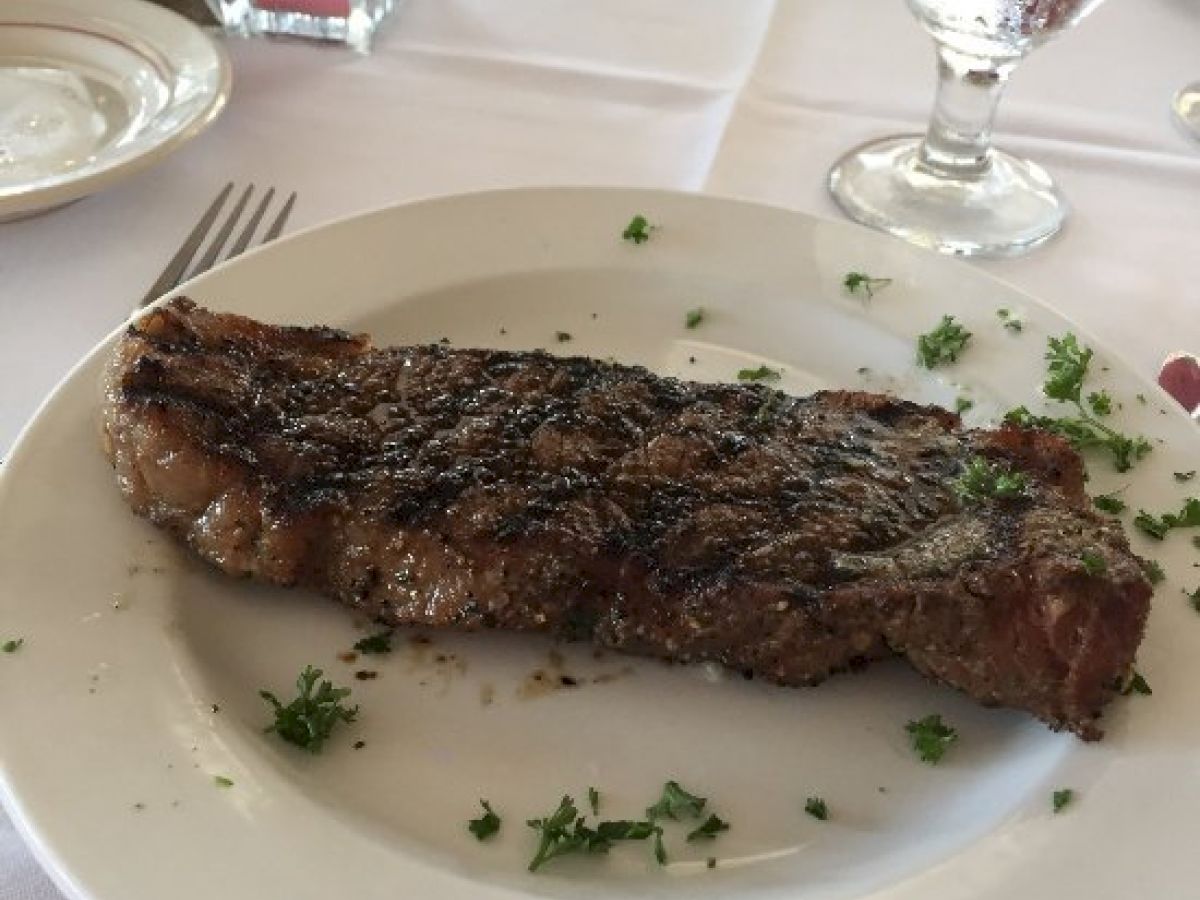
[1158,354,1200,418]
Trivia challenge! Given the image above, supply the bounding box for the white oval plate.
[1,188,1197,900]
[0,0,230,220]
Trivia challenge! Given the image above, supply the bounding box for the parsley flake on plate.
[905,714,958,764]
[1143,560,1166,584]
[996,308,1024,332]
[1004,334,1151,473]
[686,813,730,842]
[1087,390,1113,416]
[685,308,705,329]
[1122,671,1152,696]
[260,666,358,754]
[1184,586,1200,612]
[622,215,655,245]
[737,365,782,383]
[555,331,572,343]
[954,456,1028,504]
[1175,471,1197,482]
[804,797,828,821]
[353,629,393,655]
[1093,493,1127,515]
[1134,498,1200,541]
[588,786,600,815]
[843,271,892,299]
[526,796,586,871]
[468,799,501,841]
[525,795,663,871]
[1052,788,1074,813]
[2,638,23,653]
[916,315,972,368]
[646,780,706,821]
[213,775,234,788]
[954,397,974,415]
[1080,550,1106,577]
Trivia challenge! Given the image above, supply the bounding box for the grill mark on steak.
[102,299,1152,738]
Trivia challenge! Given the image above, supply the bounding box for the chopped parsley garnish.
[1122,671,1152,696]
[588,786,600,815]
[1185,586,1200,612]
[353,630,393,655]
[1133,498,1200,540]
[213,775,234,788]
[905,714,958,764]
[591,819,663,857]
[953,456,1028,504]
[622,215,655,244]
[1080,550,1106,576]
[916,315,972,368]
[707,856,717,869]
[954,397,974,415]
[753,392,781,426]
[843,271,893,299]
[1134,512,1171,540]
[469,799,501,840]
[526,795,585,870]
[2,638,23,653]
[1144,560,1166,584]
[685,308,705,329]
[646,780,706,821]
[996,308,1024,332]
[737,365,782,383]
[1093,493,1126,514]
[1043,333,1091,401]
[525,795,663,871]
[686,814,730,842]
[804,797,828,821]
[1087,391,1113,416]
[1052,789,1074,813]
[555,331,572,343]
[1004,334,1151,472]
[1175,471,1197,482]
[260,666,358,753]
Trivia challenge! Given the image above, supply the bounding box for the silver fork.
[139,183,297,307]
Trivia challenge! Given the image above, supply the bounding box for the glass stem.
[918,44,1017,178]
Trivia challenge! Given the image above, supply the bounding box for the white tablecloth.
[1,0,1197,895]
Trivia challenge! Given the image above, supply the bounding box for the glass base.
[828,135,1066,258]
[1172,83,1200,142]
[206,0,398,52]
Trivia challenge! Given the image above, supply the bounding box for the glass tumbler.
[206,0,397,53]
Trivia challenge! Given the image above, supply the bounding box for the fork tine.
[226,187,275,259]
[262,191,296,243]
[139,182,233,306]
[191,184,254,278]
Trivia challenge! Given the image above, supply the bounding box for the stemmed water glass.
[1173,83,1200,142]
[828,0,1107,258]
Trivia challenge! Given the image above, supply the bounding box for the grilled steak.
[102,299,1151,738]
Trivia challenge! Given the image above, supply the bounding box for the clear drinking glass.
[828,0,1107,258]
[206,0,397,53]
[1173,82,1200,142]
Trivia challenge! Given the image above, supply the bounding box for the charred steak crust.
[103,298,1151,738]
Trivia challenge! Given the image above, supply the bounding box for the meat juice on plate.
[907,0,1107,58]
